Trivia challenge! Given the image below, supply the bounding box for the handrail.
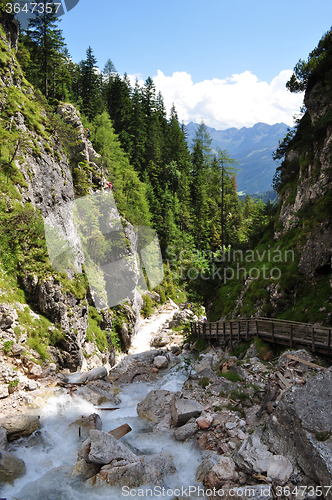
[191,317,332,356]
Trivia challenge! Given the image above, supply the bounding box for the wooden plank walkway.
[191,317,332,356]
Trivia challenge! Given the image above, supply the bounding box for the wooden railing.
[191,317,332,356]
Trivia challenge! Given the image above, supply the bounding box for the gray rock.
[70,458,100,481]
[153,355,169,369]
[150,330,171,347]
[169,309,194,327]
[196,453,219,482]
[137,389,180,424]
[204,456,239,487]
[0,304,18,330]
[16,465,75,500]
[171,397,204,427]
[174,421,198,441]
[267,455,293,482]
[71,366,108,384]
[0,427,7,449]
[0,448,26,483]
[0,415,41,441]
[88,429,137,465]
[264,367,332,494]
[87,452,176,488]
[69,413,102,439]
[235,427,273,473]
[0,384,9,399]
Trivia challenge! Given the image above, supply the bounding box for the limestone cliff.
[0,13,143,370]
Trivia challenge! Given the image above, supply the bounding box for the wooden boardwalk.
[191,317,332,356]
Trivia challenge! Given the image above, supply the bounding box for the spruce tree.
[26,0,66,98]
[80,46,103,120]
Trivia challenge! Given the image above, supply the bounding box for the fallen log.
[94,407,120,411]
[109,423,132,439]
[285,353,327,370]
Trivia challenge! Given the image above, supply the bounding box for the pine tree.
[80,46,103,120]
[26,0,66,98]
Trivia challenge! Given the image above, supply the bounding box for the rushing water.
[1,307,205,500]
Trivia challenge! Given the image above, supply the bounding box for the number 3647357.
[5,3,62,14]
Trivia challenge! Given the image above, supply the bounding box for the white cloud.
[130,69,304,130]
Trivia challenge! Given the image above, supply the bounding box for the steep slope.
[186,121,289,193]
[210,29,332,326]
[0,13,146,371]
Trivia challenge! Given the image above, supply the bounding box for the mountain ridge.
[185,121,290,194]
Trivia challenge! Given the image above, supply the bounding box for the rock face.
[0,414,41,441]
[264,368,332,493]
[137,390,180,424]
[171,397,204,427]
[0,448,26,483]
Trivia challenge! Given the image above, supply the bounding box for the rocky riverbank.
[1,309,332,499]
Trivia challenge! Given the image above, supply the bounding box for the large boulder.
[0,415,41,441]
[85,430,137,465]
[203,456,239,488]
[235,427,273,474]
[68,366,108,384]
[137,390,180,424]
[69,413,102,439]
[0,304,18,330]
[171,397,204,427]
[87,452,176,488]
[264,367,332,495]
[0,448,26,483]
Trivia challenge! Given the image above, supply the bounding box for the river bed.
[1,305,205,500]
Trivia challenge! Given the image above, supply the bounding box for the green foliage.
[231,340,252,358]
[87,306,108,353]
[9,378,19,388]
[230,389,249,401]
[286,27,332,93]
[3,340,13,354]
[254,337,273,361]
[315,431,331,442]
[141,294,154,318]
[220,371,242,382]
[198,376,211,389]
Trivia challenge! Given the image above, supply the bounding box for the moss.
[198,377,211,389]
[141,294,154,318]
[3,340,13,354]
[315,431,331,441]
[220,371,242,382]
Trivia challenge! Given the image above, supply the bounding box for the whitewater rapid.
[1,304,204,500]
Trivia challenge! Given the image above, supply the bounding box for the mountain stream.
[1,304,205,500]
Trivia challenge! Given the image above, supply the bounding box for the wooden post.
[246,320,249,341]
[223,322,226,341]
[255,320,258,336]
[198,323,201,338]
[209,322,212,338]
[238,320,240,340]
[203,323,206,340]
[311,326,316,353]
[328,329,331,356]
[230,322,233,350]
[271,321,275,344]
[216,322,219,341]
[290,324,293,348]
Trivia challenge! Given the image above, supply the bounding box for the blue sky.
[58,0,332,129]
